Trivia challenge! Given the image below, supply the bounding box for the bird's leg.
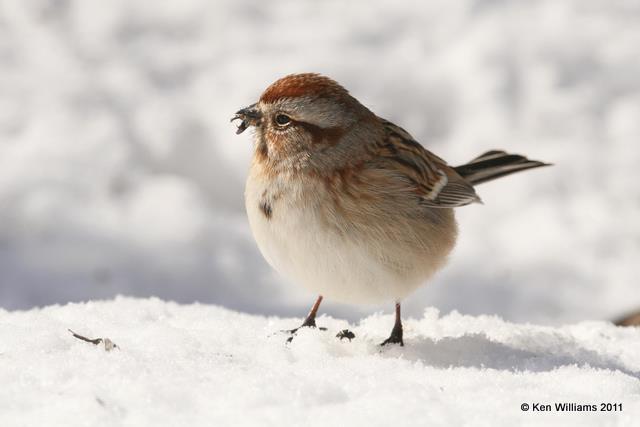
[300,295,323,328]
[380,302,404,346]
[286,295,326,336]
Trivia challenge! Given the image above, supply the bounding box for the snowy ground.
[1,0,639,325]
[0,298,638,426]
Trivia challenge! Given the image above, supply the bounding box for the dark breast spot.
[259,200,272,219]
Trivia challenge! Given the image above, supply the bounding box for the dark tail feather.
[454,150,551,186]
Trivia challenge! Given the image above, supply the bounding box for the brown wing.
[374,119,481,208]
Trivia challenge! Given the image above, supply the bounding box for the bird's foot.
[380,325,404,347]
[284,318,328,334]
[284,318,327,343]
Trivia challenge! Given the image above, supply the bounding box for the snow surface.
[1,0,639,325]
[0,298,638,426]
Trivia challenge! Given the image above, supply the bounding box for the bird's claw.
[283,321,327,343]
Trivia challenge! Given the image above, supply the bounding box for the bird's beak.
[231,103,261,135]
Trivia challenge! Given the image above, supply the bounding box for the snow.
[0,298,638,426]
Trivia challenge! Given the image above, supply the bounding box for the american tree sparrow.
[233,73,550,346]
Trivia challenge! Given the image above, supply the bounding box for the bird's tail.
[454,150,551,186]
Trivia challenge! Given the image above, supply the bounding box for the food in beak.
[231,104,260,135]
[231,114,249,134]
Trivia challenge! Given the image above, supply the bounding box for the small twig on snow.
[68,329,118,351]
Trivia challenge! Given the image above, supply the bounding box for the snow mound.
[1,298,638,426]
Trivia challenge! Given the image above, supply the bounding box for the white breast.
[244,170,442,305]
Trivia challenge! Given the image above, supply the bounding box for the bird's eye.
[275,114,291,127]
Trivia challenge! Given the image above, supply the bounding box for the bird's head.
[232,73,377,170]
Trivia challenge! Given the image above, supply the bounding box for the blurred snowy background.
[0,0,638,324]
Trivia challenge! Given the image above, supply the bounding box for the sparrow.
[233,73,550,346]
